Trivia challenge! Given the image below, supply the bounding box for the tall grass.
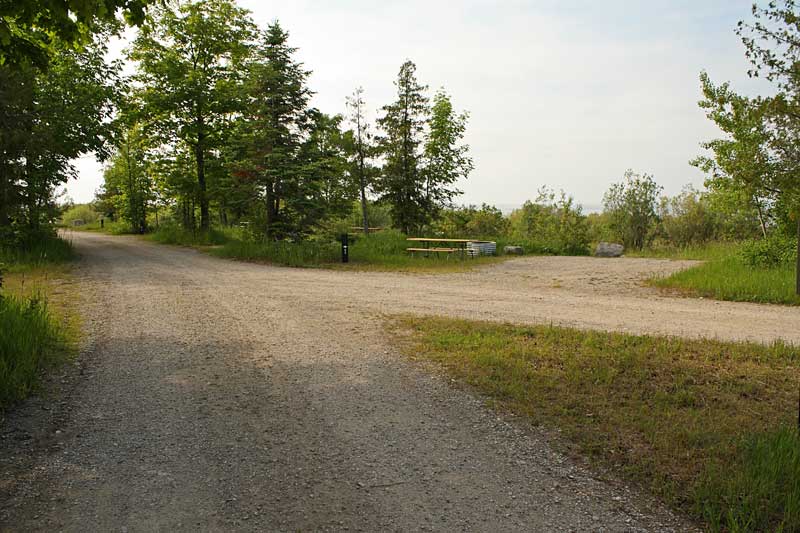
[0,233,75,409]
[0,233,74,271]
[626,241,738,261]
[648,240,800,305]
[149,223,238,246]
[696,426,800,532]
[394,316,800,532]
[655,255,800,305]
[211,239,340,267]
[0,292,66,408]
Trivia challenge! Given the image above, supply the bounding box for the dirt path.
[7,232,796,532]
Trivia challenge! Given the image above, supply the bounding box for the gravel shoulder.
[6,231,793,531]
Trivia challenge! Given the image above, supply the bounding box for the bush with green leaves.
[739,234,797,268]
[586,212,617,245]
[430,204,508,239]
[657,186,721,247]
[508,188,590,255]
[603,170,662,250]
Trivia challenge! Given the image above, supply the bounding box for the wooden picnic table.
[406,237,493,258]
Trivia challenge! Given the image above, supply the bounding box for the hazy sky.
[66,0,773,209]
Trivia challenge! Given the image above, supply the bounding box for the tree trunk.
[796,216,800,296]
[756,201,768,239]
[25,154,38,231]
[265,185,276,239]
[0,165,9,228]
[358,153,368,235]
[196,143,209,232]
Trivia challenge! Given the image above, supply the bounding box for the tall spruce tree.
[236,21,313,238]
[130,0,255,231]
[377,60,430,235]
[424,89,472,217]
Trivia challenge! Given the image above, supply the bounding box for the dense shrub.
[212,239,340,267]
[739,234,796,268]
[658,187,721,247]
[586,212,617,245]
[508,189,590,255]
[603,170,662,250]
[430,204,509,239]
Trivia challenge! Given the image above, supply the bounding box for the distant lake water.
[463,203,603,215]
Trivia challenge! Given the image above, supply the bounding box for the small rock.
[503,245,524,255]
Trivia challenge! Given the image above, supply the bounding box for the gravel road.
[6,231,796,531]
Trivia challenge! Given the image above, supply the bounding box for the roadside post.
[341,233,349,263]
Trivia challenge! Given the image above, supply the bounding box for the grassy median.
[392,315,800,532]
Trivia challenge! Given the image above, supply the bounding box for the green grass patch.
[150,225,508,272]
[211,238,340,267]
[626,241,738,261]
[148,224,237,246]
[0,234,78,411]
[0,233,75,271]
[654,255,800,305]
[0,292,69,408]
[392,315,800,532]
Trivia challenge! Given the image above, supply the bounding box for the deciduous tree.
[130,0,255,231]
[602,170,662,250]
[423,89,472,217]
[1,0,152,68]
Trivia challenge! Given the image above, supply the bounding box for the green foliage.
[739,234,797,268]
[657,186,721,247]
[0,0,151,69]
[0,39,120,242]
[60,204,100,226]
[654,250,800,306]
[211,239,340,267]
[376,61,431,234]
[431,204,508,239]
[586,212,616,244]
[345,86,378,233]
[508,188,590,255]
[149,223,233,247]
[0,231,74,270]
[703,178,765,241]
[130,0,255,231]
[101,124,154,234]
[423,89,473,216]
[0,291,65,408]
[602,170,662,250]
[692,72,774,236]
[231,21,339,239]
